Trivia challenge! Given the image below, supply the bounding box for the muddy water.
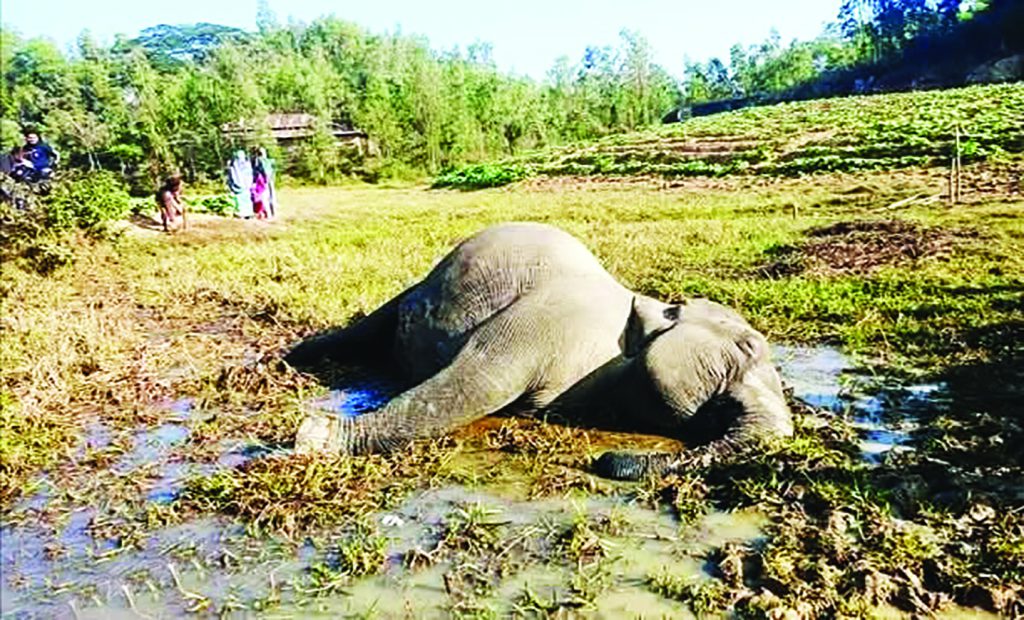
[774,345,948,462]
[0,346,973,618]
[1,484,763,618]
[244,488,767,619]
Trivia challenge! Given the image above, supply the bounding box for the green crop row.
[433,83,1024,188]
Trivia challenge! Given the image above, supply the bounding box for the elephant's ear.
[623,296,680,357]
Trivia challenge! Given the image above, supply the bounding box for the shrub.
[44,170,132,231]
[196,194,234,215]
[1,171,131,275]
[432,163,531,190]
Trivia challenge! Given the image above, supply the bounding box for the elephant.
[286,222,793,479]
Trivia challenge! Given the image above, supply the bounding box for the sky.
[3,0,846,79]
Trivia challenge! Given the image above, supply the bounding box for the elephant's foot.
[295,411,341,454]
[591,451,678,480]
[295,410,416,456]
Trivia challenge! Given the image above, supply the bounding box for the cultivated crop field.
[2,88,1023,618]
[437,83,1024,186]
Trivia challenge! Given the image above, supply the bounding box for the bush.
[44,171,132,231]
[432,163,531,189]
[195,194,234,215]
[1,171,132,275]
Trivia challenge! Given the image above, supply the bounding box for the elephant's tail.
[285,293,403,368]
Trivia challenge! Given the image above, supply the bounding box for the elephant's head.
[621,296,793,438]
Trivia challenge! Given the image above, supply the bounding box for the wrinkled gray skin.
[288,223,792,479]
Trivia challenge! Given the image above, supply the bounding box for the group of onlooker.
[156,147,279,234]
[1,126,280,235]
[227,147,277,220]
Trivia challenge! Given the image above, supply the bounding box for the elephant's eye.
[663,306,681,321]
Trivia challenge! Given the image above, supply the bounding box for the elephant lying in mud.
[287,223,792,479]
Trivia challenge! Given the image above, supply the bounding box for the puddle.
[1,517,259,618]
[165,397,196,421]
[275,487,765,618]
[311,376,404,418]
[79,422,113,455]
[774,345,948,462]
[1,483,764,618]
[216,441,276,469]
[113,424,190,474]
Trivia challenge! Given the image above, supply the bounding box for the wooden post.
[955,125,962,204]
[949,156,955,205]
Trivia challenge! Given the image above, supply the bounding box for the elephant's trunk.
[726,362,793,440]
[592,361,793,481]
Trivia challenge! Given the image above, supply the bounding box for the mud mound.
[762,219,964,276]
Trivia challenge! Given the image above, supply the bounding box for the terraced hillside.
[436,83,1024,188]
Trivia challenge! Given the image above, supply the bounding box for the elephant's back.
[432,223,615,314]
[451,223,608,276]
[395,223,620,379]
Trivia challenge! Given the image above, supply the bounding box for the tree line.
[1,0,1017,187]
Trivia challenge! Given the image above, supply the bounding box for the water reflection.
[774,345,950,463]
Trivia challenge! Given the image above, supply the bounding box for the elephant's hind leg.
[285,293,403,368]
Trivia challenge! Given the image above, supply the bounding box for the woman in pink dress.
[251,155,269,219]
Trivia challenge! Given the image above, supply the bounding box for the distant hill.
[123,23,249,69]
[435,83,1024,189]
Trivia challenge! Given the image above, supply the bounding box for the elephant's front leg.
[296,311,541,455]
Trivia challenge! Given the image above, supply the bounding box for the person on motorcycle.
[11,128,59,183]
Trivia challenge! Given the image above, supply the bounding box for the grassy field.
[2,92,1023,617]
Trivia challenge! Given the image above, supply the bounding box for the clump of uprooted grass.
[636,471,710,526]
[405,503,533,615]
[644,401,1024,617]
[186,358,318,455]
[647,570,734,616]
[405,502,526,571]
[553,506,629,568]
[297,523,390,597]
[180,438,459,536]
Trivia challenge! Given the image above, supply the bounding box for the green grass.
[2,171,1021,511]
[117,177,1023,371]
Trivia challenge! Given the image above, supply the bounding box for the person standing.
[251,154,269,220]
[227,150,254,219]
[254,146,277,218]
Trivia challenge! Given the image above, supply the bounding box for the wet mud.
[0,346,1014,618]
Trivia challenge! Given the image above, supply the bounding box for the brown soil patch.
[600,138,760,156]
[760,219,968,277]
[517,174,743,193]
